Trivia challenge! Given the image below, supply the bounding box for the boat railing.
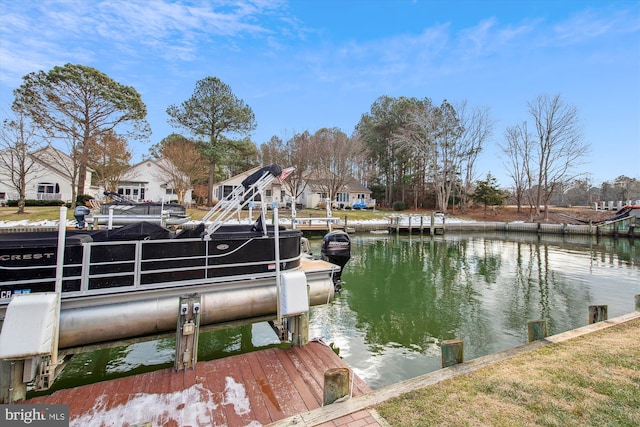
[0,236,302,303]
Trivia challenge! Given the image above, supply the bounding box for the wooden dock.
[24,341,373,426]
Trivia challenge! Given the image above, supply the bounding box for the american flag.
[278,167,294,183]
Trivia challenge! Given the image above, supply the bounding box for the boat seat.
[174,223,206,239]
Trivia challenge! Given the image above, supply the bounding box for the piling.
[588,305,608,324]
[441,339,464,368]
[634,294,640,311]
[430,211,435,236]
[323,367,351,405]
[527,320,548,342]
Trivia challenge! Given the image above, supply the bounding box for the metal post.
[175,294,201,371]
[274,205,282,325]
[291,197,296,229]
[52,206,66,366]
[108,205,114,230]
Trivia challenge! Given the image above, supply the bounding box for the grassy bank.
[376,317,640,426]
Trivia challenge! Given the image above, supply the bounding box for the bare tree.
[261,131,315,204]
[389,97,436,209]
[150,134,207,205]
[501,122,533,213]
[394,99,464,212]
[88,130,132,192]
[455,101,493,213]
[308,128,361,203]
[0,112,45,213]
[528,94,589,220]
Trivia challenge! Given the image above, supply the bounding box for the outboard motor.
[321,230,351,292]
[74,205,91,229]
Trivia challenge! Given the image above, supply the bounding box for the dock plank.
[281,346,324,403]
[238,353,273,425]
[24,341,370,426]
[195,357,229,427]
[275,347,319,410]
[245,350,286,421]
[255,348,309,416]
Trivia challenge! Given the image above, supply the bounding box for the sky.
[1,0,639,187]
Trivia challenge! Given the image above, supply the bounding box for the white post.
[52,206,67,365]
[108,205,114,230]
[290,196,297,230]
[273,204,282,325]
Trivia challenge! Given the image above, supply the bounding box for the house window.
[37,182,56,194]
[336,193,349,202]
[37,182,60,200]
[117,184,145,201]
[266,189,272,197]
[165,189,177,195]
[222,185,236,198]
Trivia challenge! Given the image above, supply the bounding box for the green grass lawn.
[0,206,393,223]
[377,318,640,426]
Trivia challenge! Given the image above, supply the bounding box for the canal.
[31,232,640,396]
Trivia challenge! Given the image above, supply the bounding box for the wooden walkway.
[25,341,376,426]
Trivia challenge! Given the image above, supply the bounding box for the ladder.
[202,165,292,236]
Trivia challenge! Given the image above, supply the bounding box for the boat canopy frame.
[202,164,293,236]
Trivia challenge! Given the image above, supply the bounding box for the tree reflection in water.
[309,234,640,389]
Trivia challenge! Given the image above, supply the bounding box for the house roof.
[216,166,262,186]
[30,146,95,177]
[305,174,372,194]
[120,158,178,185]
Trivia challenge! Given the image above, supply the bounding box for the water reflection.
[309,234,640,389]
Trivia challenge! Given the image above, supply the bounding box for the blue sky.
[1,0,639,187]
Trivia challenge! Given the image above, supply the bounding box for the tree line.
[4,62,628,217]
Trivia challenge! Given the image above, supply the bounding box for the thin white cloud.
[0,0,292,82]
[552,7,640,46]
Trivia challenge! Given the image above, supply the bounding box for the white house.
[299,175,374,209]
[0,146,93,204]
[214,166,374,210]
[107,158,193,205]
[214,166,287,208]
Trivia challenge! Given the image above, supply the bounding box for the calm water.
[309,233,640,389]
[34,233,640,395]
